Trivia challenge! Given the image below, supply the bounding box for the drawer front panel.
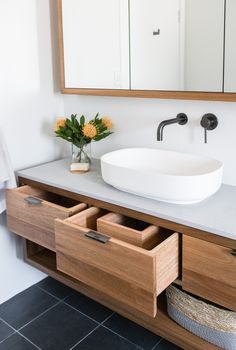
[55,220,156,292]
[57,252,157,316]
[183,236,236,311]
[7,215,56,251]
[6,186,86,251]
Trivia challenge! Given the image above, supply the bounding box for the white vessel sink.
[101,148,223,204]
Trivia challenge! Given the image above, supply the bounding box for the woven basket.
[166,285,236,350]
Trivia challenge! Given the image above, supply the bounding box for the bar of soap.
[70,162,89,172]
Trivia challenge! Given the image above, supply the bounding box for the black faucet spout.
[157,113,188,141]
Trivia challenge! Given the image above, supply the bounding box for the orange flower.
[54,118,66,131]
[102,117,113,130]
[83,123,97,138]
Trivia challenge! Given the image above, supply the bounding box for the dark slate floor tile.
[20,302,97,350]
[73,326,141,350]
[155,339,183,350]
[0,286,58,329]
[65,291,113,322]
[36,277,74,299]
[0,319,14,342]
[0,333,38,350]
[104,313,161,350]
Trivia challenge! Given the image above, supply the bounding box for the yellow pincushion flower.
[83,123,97,138]
[102,117,113,130]
[54,118,66,131]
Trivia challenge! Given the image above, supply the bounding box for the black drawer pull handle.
[85,231,110,244]
[231,250,236,257]
[24,196,43,206]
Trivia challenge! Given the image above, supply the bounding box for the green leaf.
[93,132,113,142]
[71,114,77,122]
[80,115,85,126]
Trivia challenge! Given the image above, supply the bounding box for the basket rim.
[166,285,236,334]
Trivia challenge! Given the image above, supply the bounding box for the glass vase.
[71,143,91,173]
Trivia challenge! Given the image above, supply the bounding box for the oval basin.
[101,148,223,204]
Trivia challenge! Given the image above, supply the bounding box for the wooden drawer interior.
[97,212,161,249]
[9,185,82,208]
[6,185,87,251]
[55,207,179,317]
[183,236,236,311]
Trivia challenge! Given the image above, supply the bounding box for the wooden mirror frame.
[57,0,236,102]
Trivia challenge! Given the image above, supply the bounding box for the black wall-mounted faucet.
[200,114,218,144]
[157,113,188,141]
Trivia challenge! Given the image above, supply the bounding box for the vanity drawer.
[97,212,160,249]
[6,186,87,251]
[55,207,179,317]
[183,236,236,311]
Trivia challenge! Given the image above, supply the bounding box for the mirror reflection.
[61,0,236,93]
[130,0,224,92]
[224,0,236,92]
[62,0,130,89]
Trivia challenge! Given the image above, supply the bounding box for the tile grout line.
[0,317,17,332]
[96,311,145,350]
[35,284,75,302]
[35,285,103,325]
[151,337,163,350]
[62,300,101,325]
[69,312,116,350]
[0,317,41,349]
[101,324,144,350]
[70,324,101,350]
[100,312,115,325]
[0,331,17,345]
[18,300,61,332]
[16,332,42,350]
[35,285,61,301]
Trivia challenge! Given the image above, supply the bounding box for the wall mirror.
[57,0,236,101]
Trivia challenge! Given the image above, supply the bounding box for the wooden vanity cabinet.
[5,178,236,350]
[183,235,236,311]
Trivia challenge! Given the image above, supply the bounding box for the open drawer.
[55,207,179,317]
[97,212,160,249]
[6,186,87,251]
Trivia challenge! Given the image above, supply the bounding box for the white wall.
[64,95,236,186]
[0,0,66,304]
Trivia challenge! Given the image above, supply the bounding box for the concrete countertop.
[17,158,236,241]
